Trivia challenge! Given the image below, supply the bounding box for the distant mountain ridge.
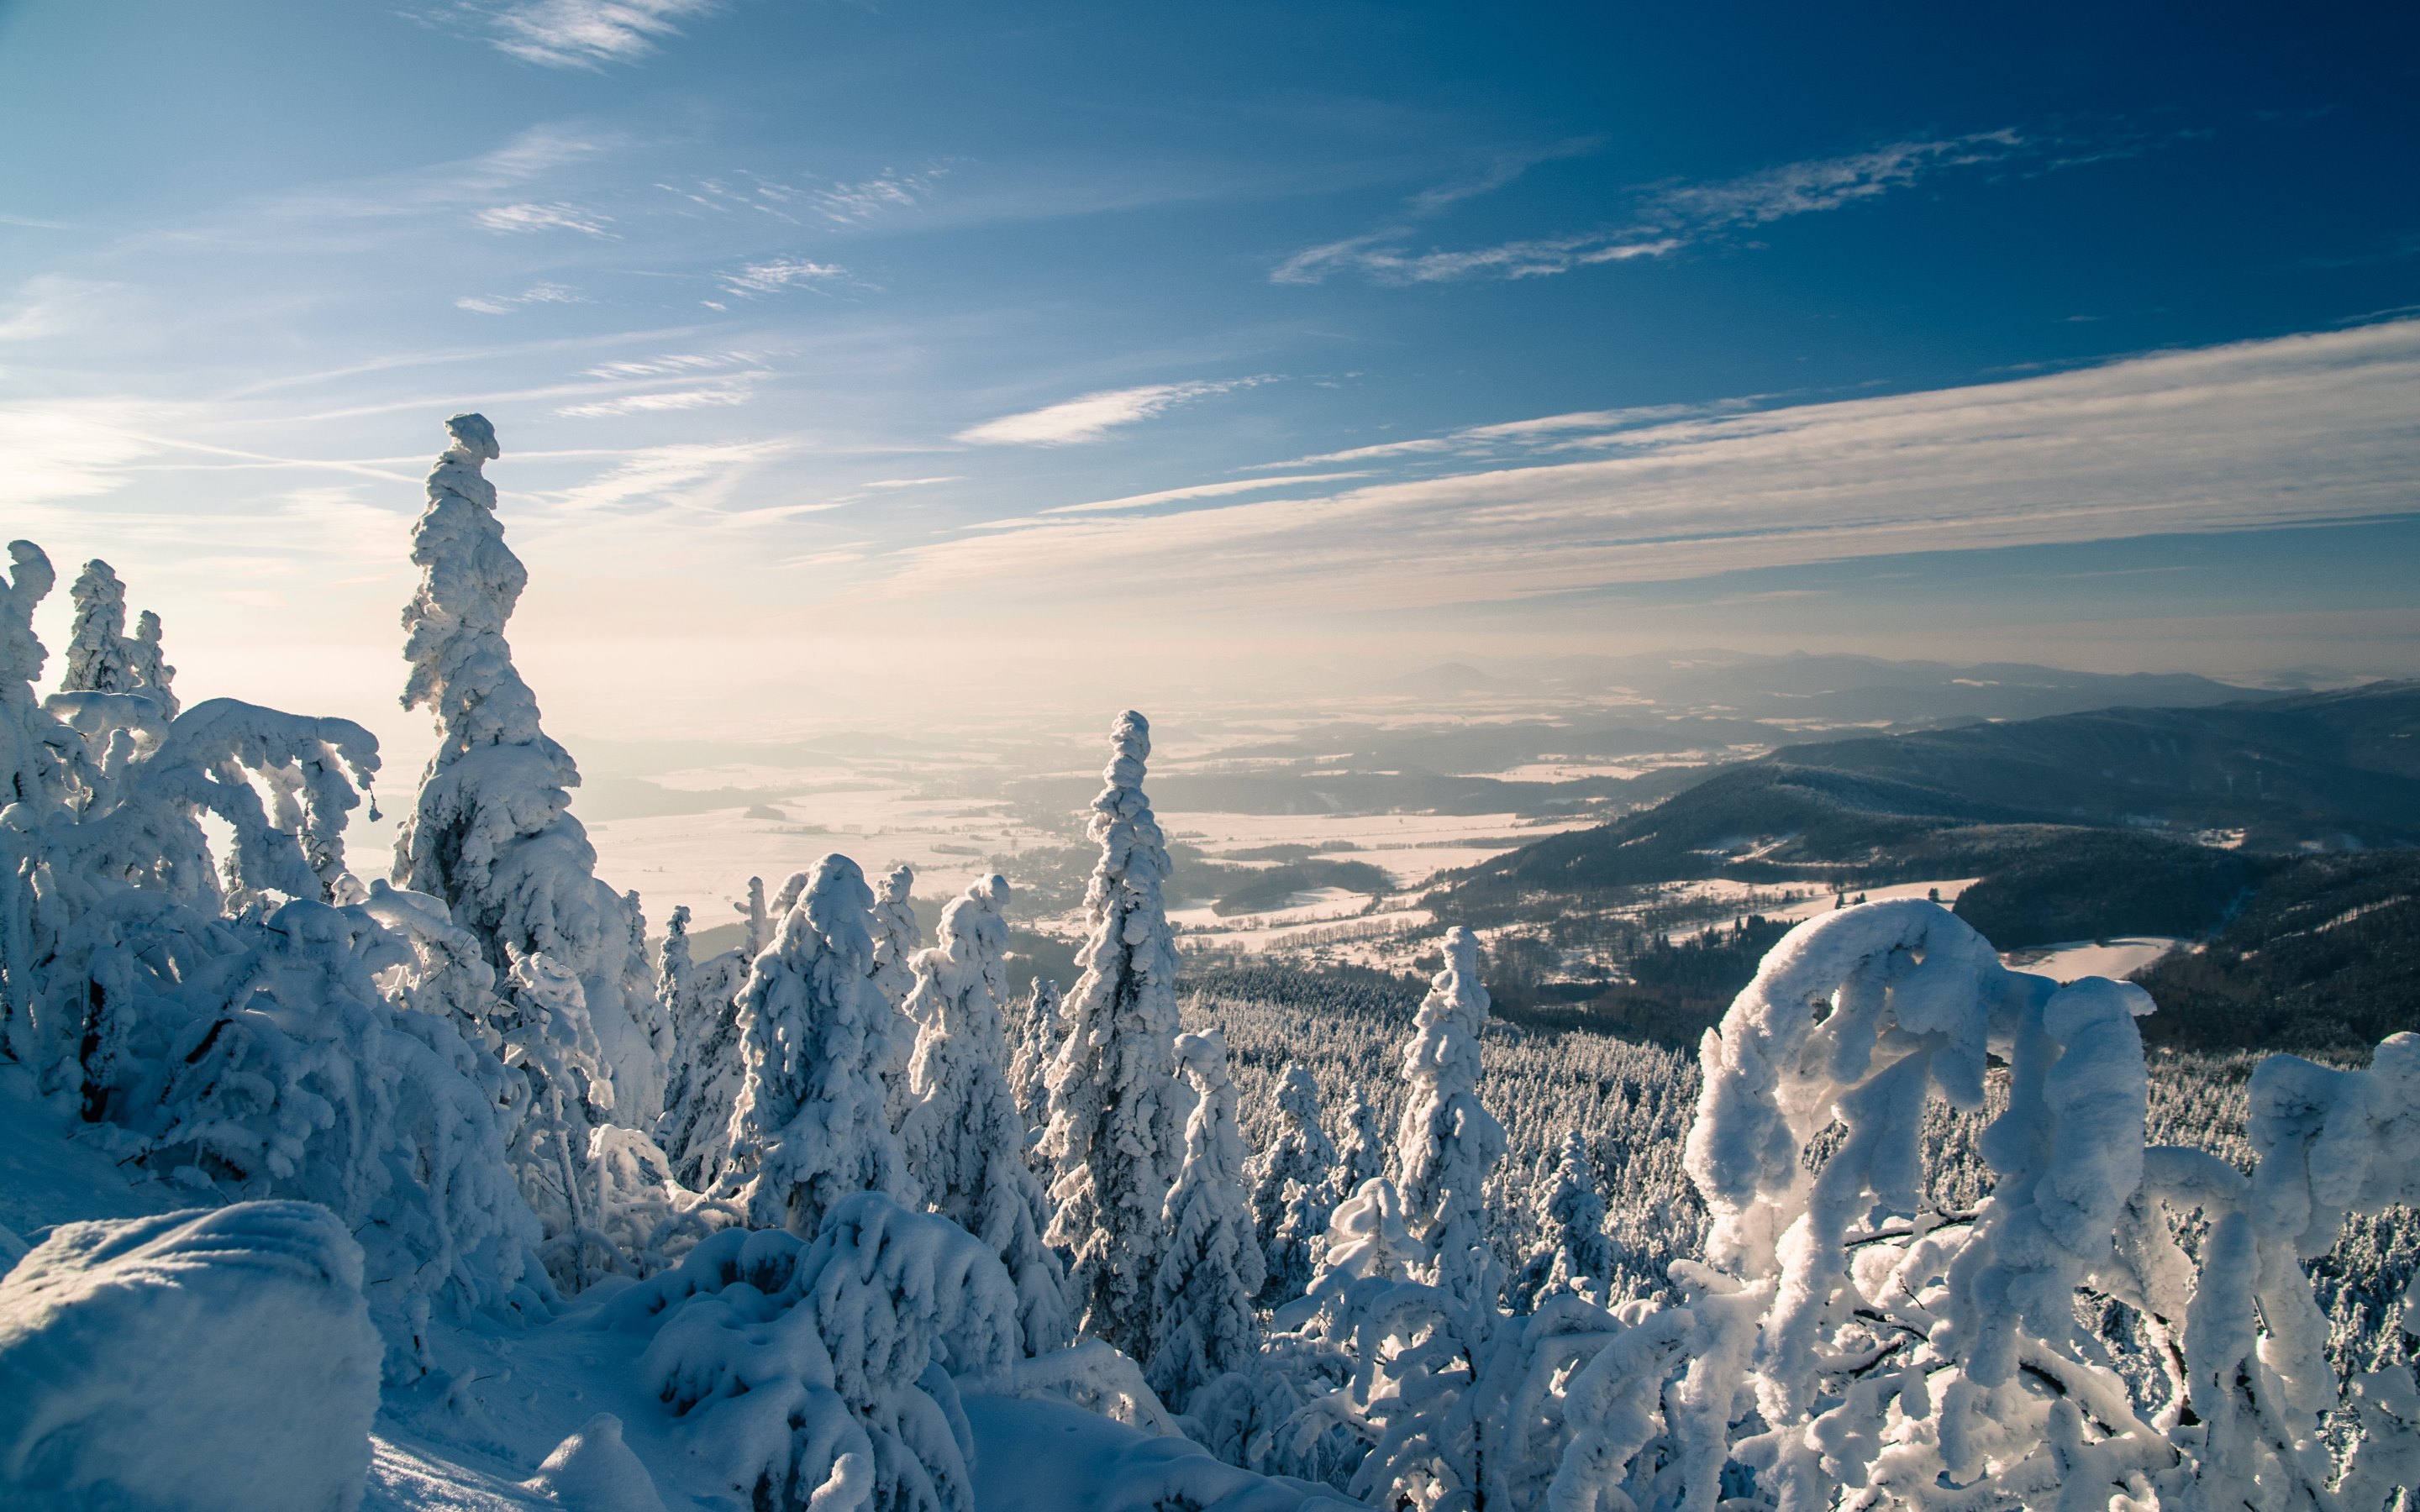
[1439,680,2420,916]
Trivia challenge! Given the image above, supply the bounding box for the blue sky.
[1,0,2414,738]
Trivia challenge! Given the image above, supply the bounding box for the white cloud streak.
[1274,131,2023,286]
[878,320,2420,616]
[718,258,853,296]
[954,377,1273,446]
[1038,472,1374,515]
[460,0,720,69]
[474,202,615,237]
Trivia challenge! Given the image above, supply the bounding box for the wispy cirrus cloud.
[1274,130,2024,286]
[1039,471,1373,516]
[878,319,2420,616]
[443,0,721,70]
[717,258,855,297]
[455,281,589,314]
[475,201,615,236]
[955,377,1276,446]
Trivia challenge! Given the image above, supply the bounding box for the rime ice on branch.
[1041,711,1190,1359]
[392,413,668,1120]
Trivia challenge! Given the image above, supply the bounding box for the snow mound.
[965,1394,1361,1512]
[521,1415,669,1512]
[0,1201,381,1512]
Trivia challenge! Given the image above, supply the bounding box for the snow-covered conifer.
[1335,1087,1386,1195]
[871,863,920,1010]
[1393,927,1507,1315]
[1148,1030,1264,1412]
[871,862,922,1124]
[0,541,70,809]
[724,853,913,1238]
[657,885,760,1192]
[124,610,177,717]
[1040,711,1189,1357]
[1509,1129,1615,1312]
[391,413,668,1121]
[897,874,1071,1353]
[1007,976,1063,1131]
[60,559,139,698]
[1250,1063,1339,1305]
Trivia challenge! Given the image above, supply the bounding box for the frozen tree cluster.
[8,411,2420,1512]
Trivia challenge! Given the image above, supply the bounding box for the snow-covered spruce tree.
[1394,926,1508,1320]
[871,862,921,1124]
[124,610,177,717]
[871,863,920,1010]
[897,874,1071,1355]
[1508,1129,1615,1313]
[1007,975,1063,1133]
[61,560,141,701]
[1336,1086,1386,1195]
[0,541,70,812]
[392,412,670,1121]
[1148,1029,1265,1413]
[1251,1062,1339,1305]
[1040,711,1191,1358]
[725,853,914,1239]
[656,883,765,1192]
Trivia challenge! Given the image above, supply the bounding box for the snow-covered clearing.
[1999,935,2186,981]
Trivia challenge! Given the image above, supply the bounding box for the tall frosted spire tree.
[897,874,1071,1354]
[392,413,670,1119]
[1393,926,1508,1319]
[1041,710,1189,1358]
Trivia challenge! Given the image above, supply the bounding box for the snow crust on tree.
[1510,1129,1616,1312]
[0,1202,381,1512]
[608,1193,1022,1512]
[1393,926,1508,1318]
[391,413,668,1123]
[1251,1062,1340,1305]
[897,873,1071,1355]
[1040,711,1190,1359]
[725,853,915,1239]
[1148,1029,1265,1412]
[125,610,177,717]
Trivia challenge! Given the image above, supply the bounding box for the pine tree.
[1509,1128,1615,1311]
[897,874,1071,1354]
[391,413,670,1121]
[1394,926,1508,1316]
[1040,711,1189,1358]
[1147,1030,1263,1411]
[724,853,913,1238]
[1249,1063,1338,1305]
